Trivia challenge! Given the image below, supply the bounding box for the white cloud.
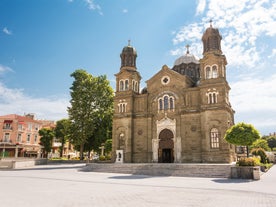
[230,74,276,134]
[0,64,13,74]
[3,27,12,35]
[196,0,206,15]
[84,0,103,15]
[122,9,128,13]
[0,82,69,121]
[171,0,276,69]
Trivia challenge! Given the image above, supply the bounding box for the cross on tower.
[209,19,213,27]
[128,39,131,46]
[185,44,190,54]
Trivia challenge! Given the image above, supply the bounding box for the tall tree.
[55,119,71,157]
[224,122,260,157]
[68,69,113,160]
[39,128,55,158]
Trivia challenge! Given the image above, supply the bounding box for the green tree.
[39,128,55,158]
[55,119,71,157]
[265,136,276,151]
[104,139,112,155]
[250,139,270,151]
[224,122,260,157]
[68,69,113,160]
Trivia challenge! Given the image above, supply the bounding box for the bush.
[237,157,260,166]
[99,155,106,161]
[251,148,268,164]
[105,155,111,160]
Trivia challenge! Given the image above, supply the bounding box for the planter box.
[231,166,260,180]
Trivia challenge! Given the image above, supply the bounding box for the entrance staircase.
[82,163,233,178]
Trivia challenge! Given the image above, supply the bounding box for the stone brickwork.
[112,24,236,164]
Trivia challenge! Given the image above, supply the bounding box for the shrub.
[237,157,260,166]
[99,155,106,161]
[105,155,111,160]
[251,148,268,164]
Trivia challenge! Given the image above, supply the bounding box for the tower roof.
[201,20,222,54]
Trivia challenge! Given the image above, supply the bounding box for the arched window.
[210,128,219,148]
[169,97,174,109]
[159,99,163,110]
[206,66,211,79]
[158,95,175,111]
[132,80,135,90]
[125,80,129,90]
[164,96,169,110]
[207,90,218,104]
[119,80,124,91]
[212,65,218,78]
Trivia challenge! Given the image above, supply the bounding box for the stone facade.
[112,24,236,163]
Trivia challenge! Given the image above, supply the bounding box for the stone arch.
[158,129,174,163]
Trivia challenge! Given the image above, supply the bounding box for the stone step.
[83,163,233,178]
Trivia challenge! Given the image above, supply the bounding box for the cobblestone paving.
[0,164,276,207]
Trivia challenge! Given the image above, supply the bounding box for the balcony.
[3,126,13,130]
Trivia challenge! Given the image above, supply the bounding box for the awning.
[4,120,13,123]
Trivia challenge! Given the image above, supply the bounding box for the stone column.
[174,136,182,163]
[152,139,159,162]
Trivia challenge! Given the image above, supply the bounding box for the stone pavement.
[0,164,275,207]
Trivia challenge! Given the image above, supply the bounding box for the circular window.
[161,76,170,85]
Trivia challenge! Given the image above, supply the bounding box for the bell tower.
[113,41,141,163]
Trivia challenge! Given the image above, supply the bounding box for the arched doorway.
[158,129,174,163]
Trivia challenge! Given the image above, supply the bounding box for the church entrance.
[158,129,174,163]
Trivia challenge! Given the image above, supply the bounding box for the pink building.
[0,114,43,158]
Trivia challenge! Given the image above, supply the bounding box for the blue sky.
[0,0,275,135]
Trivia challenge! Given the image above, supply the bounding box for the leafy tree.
[224,122,260,157]
[39,128,55,158]
[265,136,276,151]
[55,119,71,157]
[104,139,112,155]
[68,69,113,160]
[250,139,270,151]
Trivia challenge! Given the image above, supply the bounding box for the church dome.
[201,20,222,54]
[173,45,199,66]
[120,40,137,69]
[174,53,199,66]
[121,40,137,56]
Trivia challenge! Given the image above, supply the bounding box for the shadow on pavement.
[108,175,153,180]
[212,178,254,184]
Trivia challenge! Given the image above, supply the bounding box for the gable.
[146,65,193,93]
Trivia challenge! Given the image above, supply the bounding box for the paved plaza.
[0,163,276,207]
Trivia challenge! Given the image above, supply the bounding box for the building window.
[27,134,31,143]
[125,79,129,90]
[119,80,124,91]
[28,123,32,131]
[205,64,219,79]
[118,100,127,113]
[34,135,38,143]
[206,89,218,104]
[159,99,163,110]
[206,66,211,79]
[158,94,175,111]
[210,128,219,149]
[4,123,12,130]
[18,124,23,131]
[17,134,22,142]
[4,133,10,142]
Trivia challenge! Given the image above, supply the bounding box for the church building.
[112,23,236,163]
